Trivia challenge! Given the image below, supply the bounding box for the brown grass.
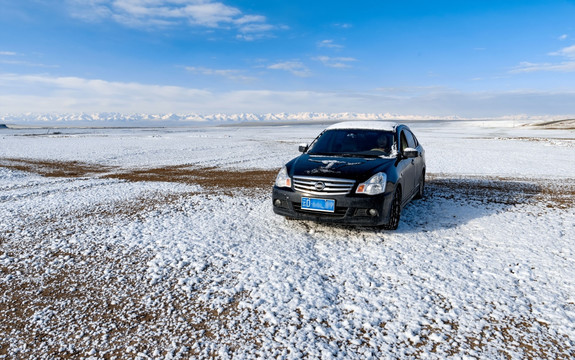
[527,119,575,130]
[2,158,573,209]
[401,315,575,359]
[427,174,575,209]
[104,165,278,193]
[0,158,278,195]
[0,158,114,178]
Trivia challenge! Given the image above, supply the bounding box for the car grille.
[292,176,356,196]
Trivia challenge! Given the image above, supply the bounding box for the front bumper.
[272,186,393,226]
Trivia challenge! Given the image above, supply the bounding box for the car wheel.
[382,187,401,230]
[414,170,425,200]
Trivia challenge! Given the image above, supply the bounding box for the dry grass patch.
[104,165,278,193]
[0,158,114,178]
[427,174,575,209]
[402,315,575,359]
[3,158,572,209]
[0,157,278,194]
[526,119,575,130]
[538,181,575,210]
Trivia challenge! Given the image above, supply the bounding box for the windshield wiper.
[308,152,339,156]
[358,154,382,158]
[337,153,363,157]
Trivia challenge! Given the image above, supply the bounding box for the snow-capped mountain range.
[0,112,570,126]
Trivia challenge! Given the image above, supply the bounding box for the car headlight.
[275,166,291,188]
[356,172,386,195]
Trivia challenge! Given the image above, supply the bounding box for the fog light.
[274,199,282,207]
[368,209,379,217]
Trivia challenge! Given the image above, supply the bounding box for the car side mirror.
[403,147,419,158]
[298,143,308,153]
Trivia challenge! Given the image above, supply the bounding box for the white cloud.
[511,61,575,73]
[235,21,276,40]
[549,44,575,59]
[67,0,274,38]
[267,61,311,77]
[318,40,343,49]
[185,66,255,81]
[559,34,568,40]
[511,44,575,73]
[0,73,212,113]
[375,86,446,94]
[334,23,352,29]
[1,73,575,117]
[0,59,59,68]
[0,51,58,68]
[314,56,357,68]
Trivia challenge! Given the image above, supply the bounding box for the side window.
[400,131,408,152]
[411,132,419,147]
[404,130,416,149]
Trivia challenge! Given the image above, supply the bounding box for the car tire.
[382,187,401,230]
[414,170,425,200]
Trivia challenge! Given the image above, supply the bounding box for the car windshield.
[307,129,396,158]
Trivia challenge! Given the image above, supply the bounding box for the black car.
[272,121,425,229]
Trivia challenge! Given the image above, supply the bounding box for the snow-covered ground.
[0,121,574,359]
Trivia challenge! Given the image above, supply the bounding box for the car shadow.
[282,176,549,235]
[395,177,543,233]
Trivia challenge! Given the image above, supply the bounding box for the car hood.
[289,154,395,180]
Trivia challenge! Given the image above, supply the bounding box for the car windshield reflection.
[307,129,397,158]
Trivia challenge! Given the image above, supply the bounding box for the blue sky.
[1,0,575,118]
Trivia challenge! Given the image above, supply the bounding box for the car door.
[404,129,423,195]
[398,130,416,203]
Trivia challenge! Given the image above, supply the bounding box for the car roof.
[326,121,398,132]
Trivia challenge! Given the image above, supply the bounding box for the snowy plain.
[0,120,574,359]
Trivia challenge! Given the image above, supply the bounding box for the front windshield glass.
[307,129,396,158]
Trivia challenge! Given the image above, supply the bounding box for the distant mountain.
[0,112,462,126]
[0,112,568,126]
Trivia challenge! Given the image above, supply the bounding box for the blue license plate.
[301,197,335,213]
